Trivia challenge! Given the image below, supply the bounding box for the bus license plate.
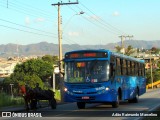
[82,96,89,99]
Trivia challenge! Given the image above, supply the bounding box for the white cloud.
[68,31,80,37]
[25,17,31,25]
[35,17,45,22]
[24,17,45,25]
[113,11,120,16]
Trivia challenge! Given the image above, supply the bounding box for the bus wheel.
[132,91,139,103]
[129,90,139,103]
[128,99,133,103]
[112,95,119,108]
[77,102,85,109]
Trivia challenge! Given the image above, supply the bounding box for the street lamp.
[63,11,85,30]
[53,65,59,92]
[52,1,84,102]
[58,11,84,102]
[10,84,14,98]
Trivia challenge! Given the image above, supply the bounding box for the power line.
[0,0,56,23]
[65,5,117,46]
[79,1,128,35]
[0,24,57,38]
[67,2,133,48]
[67,5,119,35]
[63,35,89,48]
[2,0,56,18]
[14,0,57,18]
[0,18,57,36]
[0,0,88,46]
[0,8,80,46]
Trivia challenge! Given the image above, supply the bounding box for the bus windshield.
[64,61,109,83]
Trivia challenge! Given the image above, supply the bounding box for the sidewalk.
[0,105,25,112]
[146,88,159,92]
[0,100,63,112]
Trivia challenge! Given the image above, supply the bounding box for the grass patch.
[0,92,24,108]
[54,90,61,101]
[0,90,61,108]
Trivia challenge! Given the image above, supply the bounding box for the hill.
[0,40,159,57]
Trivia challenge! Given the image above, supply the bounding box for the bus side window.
[143,64,145,77]
[126,60,128,75]
[110,55,115,78]
[126,60,131,75]
[116,57,121,75]
[134,62,137,76]
[110,63,115,77]
[138,63,141,76]
[120,58,123,75]
[131,61,135,76]
[123,59,127,75]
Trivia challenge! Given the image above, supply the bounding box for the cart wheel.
[50,98,57,109]
[30,100,37,110]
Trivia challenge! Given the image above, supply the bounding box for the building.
[0,62,17,77]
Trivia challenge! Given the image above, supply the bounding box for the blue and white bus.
[63,49,146,109]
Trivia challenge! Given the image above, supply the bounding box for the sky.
[0,0,160,45]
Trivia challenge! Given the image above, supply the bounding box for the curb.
[0,101,66,112]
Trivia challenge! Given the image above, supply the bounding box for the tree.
[151,47,160,54]
[146,71,151,85]
[6,58,53,89]
[115,46,122,53]
[42,55,58,65]
[125,45,135,56]
[115,45,135,56]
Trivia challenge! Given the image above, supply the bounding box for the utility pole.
[119,35,126,54]
[119,35,125,48]
[52,0,79,102]
[126,35,134,40]
[119,35,134,54]
[150,51,153,89]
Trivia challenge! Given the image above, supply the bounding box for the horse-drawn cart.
[20,86,57,111]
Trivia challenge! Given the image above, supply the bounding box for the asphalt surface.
[0,88,154,112]
[0,88,160,120]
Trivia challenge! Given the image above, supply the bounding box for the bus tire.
[112,95,119,108]
[128,99,133,103]
[132,91,139,103]
[129,89,139,103]
[77,102,85,109]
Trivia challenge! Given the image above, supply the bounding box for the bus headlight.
[105,87,110,91]
[64,87,68,92]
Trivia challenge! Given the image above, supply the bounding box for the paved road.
[1,88,160,120]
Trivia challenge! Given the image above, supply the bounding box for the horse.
[19,85,57,111]
[19,85,36,110]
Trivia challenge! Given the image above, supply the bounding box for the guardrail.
[146,80,160,89]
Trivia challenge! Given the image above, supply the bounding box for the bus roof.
[111,52,145,63]
[65,49,109,54]
[64,49,145,63]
